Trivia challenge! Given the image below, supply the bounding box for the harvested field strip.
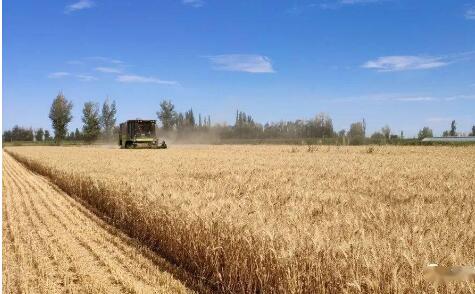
[2,152,194,294]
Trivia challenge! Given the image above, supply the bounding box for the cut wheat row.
[2,152,194,294]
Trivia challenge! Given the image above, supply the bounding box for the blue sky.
[3,0,475,136]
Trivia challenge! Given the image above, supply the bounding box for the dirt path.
[2,152,195,294]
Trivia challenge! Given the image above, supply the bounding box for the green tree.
[44,130,52,141]
[371,131,385,144]
[176,112,185,130]
[67,131,75,140]
[74,128,82,140]
[157,100,177,131]
[418,127,433,140]
[101,99,117,140]
[35,128,44,142]
[348,121,365,145]
[381,125,391,140]
[313,113,334,138]
[2,130,13,142]
[3,126,34,141]
[82,102,101,143]
[49,92,73,144]
[184,109,195,128]
[449,120,457,136]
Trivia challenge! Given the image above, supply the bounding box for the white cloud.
[319,0,388,9]
[183,0,205,8]
[466,7,475,20]
[48,72,70,78]
[65,0,95,13]
[116,75,178,85]
[207,54,275,73]
[340,0,383,4]
[362,55,448,72]
[86,56,123,64]
[76,74,98,81]
[318,93,475,103]
[95,67,122,73]
[395,96,435,102]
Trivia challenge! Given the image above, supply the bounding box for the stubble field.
[4,145,475,293]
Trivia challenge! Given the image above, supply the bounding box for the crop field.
[2,152,195,293]
[3,145,475,293]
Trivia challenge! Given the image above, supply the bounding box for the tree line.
[3,93,475,145]
[3,92,117,144]
[155,100,475,144]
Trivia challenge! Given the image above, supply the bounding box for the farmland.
[4,145,475,293]
[2,152,195,293]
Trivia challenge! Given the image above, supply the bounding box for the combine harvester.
[119,119,167,149]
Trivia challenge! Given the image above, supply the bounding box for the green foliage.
[82,102,101,143]
[450,120,457,136]
[381,125,391,140]
[176,108,196,130]
[418,127,433,140]
[49,92,73,144]
[157,100,177,131]
[74,128,82,140]
[2,126,34,142]
[370,131,386,144]
[35,128,44,142]
[348,121,365,145]
[101,99,117,140]
[44,130,52,141]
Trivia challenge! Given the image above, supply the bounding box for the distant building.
[422,136,475,142]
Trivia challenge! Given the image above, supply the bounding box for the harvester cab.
[119,120,167,149]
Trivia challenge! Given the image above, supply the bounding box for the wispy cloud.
[207,54,275,73]
[86,56,123,64]
[95,67,122,73]
[340,0,384,4]
[65,0,95,13]
[316,93,475,103]
[363,55,448,72]
[319,0,388,9]
[76,74,98,81]
[183,0,205,8]
[116,74,178,85]
[286,4,317,15]
[363,52,475,72]
[395,96,435,102]
[466,6,475,20]
[48,72,70,79]
[288,1,388,14]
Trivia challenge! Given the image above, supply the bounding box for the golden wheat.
[2,152,195,293]
[5,145,475,293]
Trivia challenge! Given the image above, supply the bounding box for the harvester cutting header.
[119,120,167,149]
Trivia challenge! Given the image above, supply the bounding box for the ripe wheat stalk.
[5,145,475,293]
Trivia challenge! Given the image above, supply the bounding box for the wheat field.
[2,152,197,293]
[4,145,475,293]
